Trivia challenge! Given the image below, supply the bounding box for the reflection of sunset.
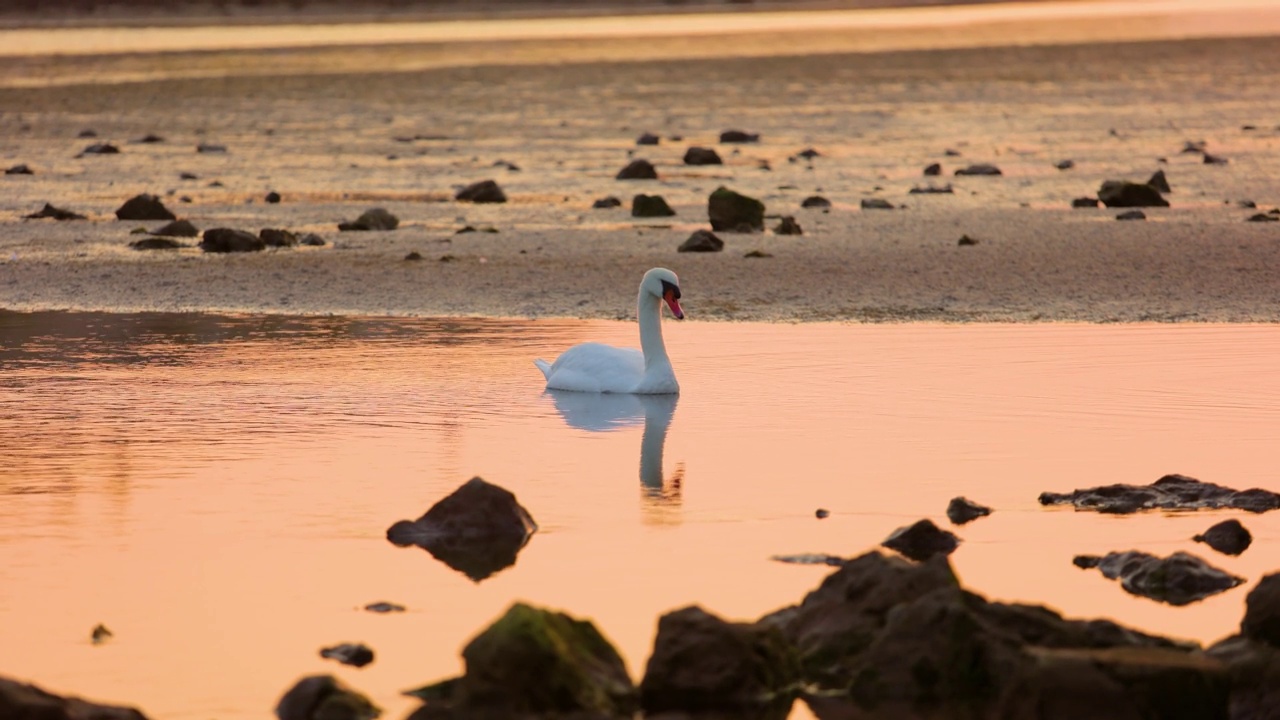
[2,315,1279,719]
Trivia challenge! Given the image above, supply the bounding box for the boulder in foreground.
[386,476,537,581]
[0,675,150,720]
[1039,473,1280,514]
[276,675,380,720]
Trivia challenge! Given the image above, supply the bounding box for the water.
[2,312,1278,719]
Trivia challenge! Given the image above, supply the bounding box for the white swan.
[534,268,684,394]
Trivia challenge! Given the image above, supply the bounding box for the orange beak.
[663,290,684,320]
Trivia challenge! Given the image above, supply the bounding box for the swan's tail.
[533,358,552,380]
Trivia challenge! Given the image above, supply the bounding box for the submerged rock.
[0,675,149,720]
[1073,550,1243,606]
[708,186,764,232]
[616,159,658,180]
[405,602,636,719]
[881,518,959,561]
[1194,519,1253,556]
[1098,180,1170,208]
[386,476,537,581]
[275,675,380,720]
[1039,473,1280,514]
[631,194,676,218]
[454,179,506,203]
[678,229,724,253]
[338,208,398,232]
[320,643,375,668]
[946,496,992,525]
[115,194,176,221]
[25,202,85,220]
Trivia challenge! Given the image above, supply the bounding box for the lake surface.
[1,313,1278,719]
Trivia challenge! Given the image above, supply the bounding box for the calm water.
[2,313,1278,719]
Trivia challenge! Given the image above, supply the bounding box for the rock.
[320,643,375,668]
[116,194,176,221]
[300,233,326,246]
[719,129,760,143]
[179,171,198,180]
[800,196,831,209]
[708,186,764,232]
[616,159,658,180]
[364,601,405,613]
[405,602,636,718]
[860,198,894,210]
[957,234,979,246]
[1239,200,1257,208]
[909,184,954,194]
[797,148,821,160]
[636,132,660,145]
[25,202,85,220]
[275,675,380,720]
[1039,473,1280,514]
[1206,635,1280,720]
[881,518,959,561]
[944,148,962,156]
[923,162,942,176]
[91,623,113,643]
[386,476,537,581]
[1147,169,1172,193]
[1247,213,1279,222]
[1117,210,1147,220]
[1204,153,1229,165]
[1098,180,1170,208]
[678,229,724,253]
[129,237,185,250]
[683,146,723,165]
[151,219,199,237]
[744,250,773,258]
[79,142,119,155]
[1193,519,1252,556]
[774,216,802,235]
[260,228,299,247]
[1056,159,1075,170]
[0,675,150,720]
[196,142,227,153]
[455,179,506,203]
[338,208,398,231]
[954,163,1002,176]
[639,605,799,715]
[815,508,829,519]
[5,163,33,175]
[946,496,991,524]
[592,196,622,209]
[135,133,164,143]
[1242,573,1280,647]
[1072,197,1101,208]
[1181,140,1208,153]
[771,553,843,565]
[632,194,676,218]
[265,191,282,203]
[404,251,423,261]
[77,128,97,138]
[1073,550,1243,606]
[200,228,266,253]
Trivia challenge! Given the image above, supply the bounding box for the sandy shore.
[2,21,1280,322]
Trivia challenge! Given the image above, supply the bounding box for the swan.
[534,267,684,394]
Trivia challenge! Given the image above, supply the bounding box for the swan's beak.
[664,290,684,320]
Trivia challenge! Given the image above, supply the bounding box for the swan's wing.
[533,358,553,380]
[544,343,645,393]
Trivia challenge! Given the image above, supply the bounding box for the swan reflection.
[544,390,683,519]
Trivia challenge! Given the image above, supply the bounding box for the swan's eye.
[660,279,681,299]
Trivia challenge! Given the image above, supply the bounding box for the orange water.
[2,314,1278,718]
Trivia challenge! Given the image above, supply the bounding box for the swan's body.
[534,268,684,394]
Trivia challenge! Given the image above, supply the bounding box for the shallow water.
[1,313,1278,718]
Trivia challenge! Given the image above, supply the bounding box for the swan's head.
[642,268,684,320]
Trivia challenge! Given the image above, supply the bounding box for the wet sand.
[2,8,1280,322]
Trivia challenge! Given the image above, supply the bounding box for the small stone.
[338,207,398,231]
[743,249,772,258]
[1193,519,1252,556]
[678,229,723,253]
[1116,210,1147,221]
[923,163,942,176]
[116,194,176,221]
[944,148,962,156]
[135,133,164,143]
[1072,197,1100,208]
[957,234,979,246]
[259,228,298,247]
[25,202,85,220]
[636,132,660,145]
[404,251,423,261]
[77,128,97,138]
[1203,153,1229,165]
[882,518,960,561]
[455,179,506,203]
[265,191,281,203]
[910,184,954,194]
[946,496,992,524]
[299,233,326,246]
[130,237,185,250]
[79,142,119,155]
[179,172,198,180]
[954,163,1002,176]
[801,196,831,209]
[1247,213,1279,222]
[616,159,658,180]
[364,602,406,613]
[774,216,802,235]
[719,129,759,143]
[683,147,722,165]
[592,196,622,209]
[150,219,199,237]
[1147,170,1172,193]
[1238,200,1257,209]
[4,163,33,175]
[796,148,821,159]
[815,508,829,519]
[1181,140,1207,154]
[320,643,375,668]
[91,624,113,644]
[1055,159,1075,170]
[196,142,227,153]
[860,198,894,210]
[632,194,676,218]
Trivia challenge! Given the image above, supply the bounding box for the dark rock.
[196,142,227,153]
[320,643,375,668]
[678,229,724,253]
[772,553,843,565]
[636,132,661,145]
[115,194,176,221]
[1117,210,1147,221]
[135,133,164,143]
[797,148,821,160]
[275,675,380,720]
[1247,213,1279,222]
[1073,550,1243,606]
[129,237,185,250]
[881,518,959,561]
[404,251,423,261]
[1181,140,1208,154]
[774,216,802,235]
[957,234,979,246]
[200,228,266,253]
[0,675,150,720]
[946,496,991,524]
[1239,200,1257,208]
[405,602,636,718]
[632,194,676,218]
[708,186,764,232]
[5,163,33,175]
[208,180,224,187]
[1072,197,1101,208]
[91,623,113,643]
[265,191,282,204]
[800,196,831,209]
[944,148,962,156]
[1206,635,1280,720]
[954,163,1002,176]
[719,129,760,143]
[592,196,622,209]
[683,147,723,166]
[1204,153,1229,165]
[923,162,942,176]
[151,219,199,237]
[860,198,894,210]
[640,605,799,715]
[386,476,537,581]
[616,159,658,180]
[1098,180,1170,208]
[1039,473,1280,514]
[80,142,119,155]
[179,171,198,180]
[1056,159,1075,170]
[260,228,298,247]
[1193,519,1252,556]
[1147,169,1172,193]
[77,129,97,138]
[25,202,85,220]
[909,184,954,194]
[455,179,506,203]
[815,508,829,519]
[1242,573,1280,647]
[364,601,406,613]
[338,208,399,231]
[744,249,773,258]
[300,234,326,247]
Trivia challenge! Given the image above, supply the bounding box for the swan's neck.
[637,292,668,371]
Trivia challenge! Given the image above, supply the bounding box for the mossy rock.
[708,187,764,232]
